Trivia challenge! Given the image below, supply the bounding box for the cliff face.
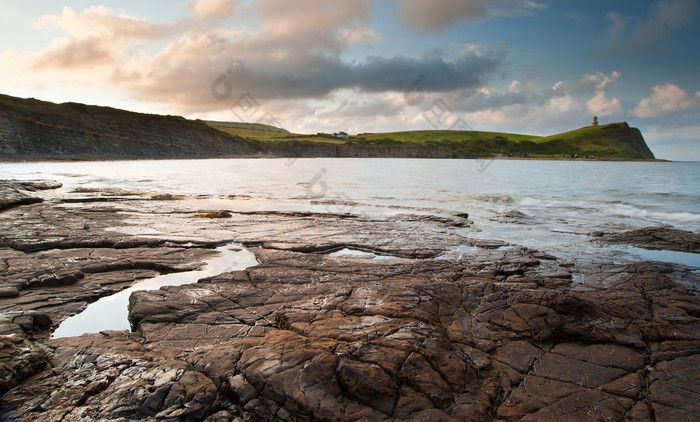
[530,122,655,159]
[0,94,257,160]
[627,126,655,159]
[256,140,480,159]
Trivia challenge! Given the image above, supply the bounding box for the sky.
[1,0,699,160]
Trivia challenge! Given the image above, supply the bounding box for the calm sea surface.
[4,158,699,336]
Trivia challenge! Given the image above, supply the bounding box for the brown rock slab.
[599,226,700,253]
[1,183,699,421]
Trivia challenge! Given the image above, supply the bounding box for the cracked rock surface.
[1,180,699,421]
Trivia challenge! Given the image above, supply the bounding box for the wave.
[604,189,700,203]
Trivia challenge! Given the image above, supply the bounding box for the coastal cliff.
[1,93,656,161]
[0,94,257,160]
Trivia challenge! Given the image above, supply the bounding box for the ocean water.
[3,158,699,264]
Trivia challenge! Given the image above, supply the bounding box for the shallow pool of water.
[617,246,700,268]
[52,244,257,338]
[328,247,400,260]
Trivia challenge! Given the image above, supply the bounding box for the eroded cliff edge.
[0,94,257,160]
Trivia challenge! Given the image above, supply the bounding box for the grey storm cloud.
[211,51,505,102]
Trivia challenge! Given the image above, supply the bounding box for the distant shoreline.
[0,155,671,163]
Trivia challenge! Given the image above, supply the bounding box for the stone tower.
[591,116,599,126]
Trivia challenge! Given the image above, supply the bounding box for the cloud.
[586,91,622,116]
[186,0,236,19]
[120,36,504,114]
[580,71,622,116]
[254,0,374,52]
[35,6,176,40]
[26,6,181,70]
[30,37,115,69]
[28,2,504,109]
[340,26,381,44]
[600,0,697,56]
[425,70,634,136]
[398,0,546,32]
[630,83,696,118]
[17,1,498,111]
[580,70,620,90]
[508,80,520,93]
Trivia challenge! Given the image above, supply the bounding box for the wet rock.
[336,358,398,414]
[649,355,700,421]
[227,374,258,405]
[1,183,699,421]
[0,336,49,394]
[194,210,232,219]
[0,180,61,211]
[490,209,533,224]
[1,332,219,421]
[0,286,19,298]
[599,226,700,253]
[119,250,700,421]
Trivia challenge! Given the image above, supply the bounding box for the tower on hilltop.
[591,116,599,126]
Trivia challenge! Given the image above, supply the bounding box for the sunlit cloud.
[630,83,696,118]
[185,0,236,19]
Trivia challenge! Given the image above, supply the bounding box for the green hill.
[0,93,656,160]
[218,124,655,159]
[527,122,654,159]
[204,120,290,140]
[358,130,536,143]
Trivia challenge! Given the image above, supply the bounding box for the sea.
[3,158,699,336]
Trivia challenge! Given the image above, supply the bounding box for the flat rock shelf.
[0,179,698,421]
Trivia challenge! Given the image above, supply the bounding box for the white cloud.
[586,91,622,116]
[580,70,620,90]
[551,80,568,94]
[578,71,623,116]
[24,6,181,71]
[630,83,696,118]
[35,6,175,40]
[186,0,236,19]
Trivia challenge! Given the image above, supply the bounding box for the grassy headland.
[0,93,656,160]
[210,123,656,160]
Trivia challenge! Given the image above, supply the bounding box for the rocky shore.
[1,180,698,421]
